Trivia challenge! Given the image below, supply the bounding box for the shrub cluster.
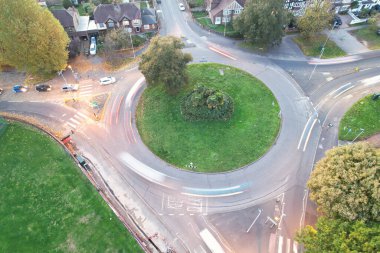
[181,86,234,121]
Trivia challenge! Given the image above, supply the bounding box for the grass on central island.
[136,63,280,172]
[0,122,143,253]
[339,95,380,141]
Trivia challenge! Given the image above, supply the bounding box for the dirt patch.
[366,133,380,148]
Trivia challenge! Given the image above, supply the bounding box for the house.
[93,3,142,33]
[141,8,158,31]
[51,7,90,39]
[207,0,308,24]
[332,0,380,14]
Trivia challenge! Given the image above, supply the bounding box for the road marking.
[293,242,298,253]
[66,122,77,129]
[246,209,262,233]
[81,84,93,88]
[328,82,351,97]
[326,77,334,82]
[79,91,92,95]
[278,236,283,253]
[333,86,354,99]
[360,74,380,86]
[297,116,313,150]
[286,239,291,253]
[308,55,361,65]
[303,118,318,151]
[182,183,250,197]
[126,77,145,108]
[208,46,237,60]
[321,72,330,75]
[69,117,80,125]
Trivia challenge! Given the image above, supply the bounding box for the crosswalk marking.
[76,111,87,118]
[273,235,299,253]
[81,84,93,88]
[66,122,77,129]
[278,236,283,253]
[286,239,291,253]
[69,117,80,125]
[293,242,298,253]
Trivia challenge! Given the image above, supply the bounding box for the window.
[234,9,241,14]
[215,17,221,24]
[123,20,129,26]
[222,16,230,22]
[107,20,114,28]
[144,24,150,30]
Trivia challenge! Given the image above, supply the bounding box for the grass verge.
[192,12,242,38]
[293,34,347,58]
[350,27,380,50]
[0,122,143,252]
[136,63,280,172]
[339,95,380,141]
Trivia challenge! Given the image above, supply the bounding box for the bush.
[181,85,234,121]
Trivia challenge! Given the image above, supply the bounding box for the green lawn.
[293,35,347,59]
[136,63,280,172]
[0,122,143,253]
[193,13,241,38]
[350,27,380,50]
[339,95,380,141]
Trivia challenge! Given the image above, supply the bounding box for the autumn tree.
[139,36,192,94]
[296,217,380,253]
[233,0,288,47]
[308,142,380,222]
[63,0,73,9]
[0,0,69,76]
[297,0,334,39]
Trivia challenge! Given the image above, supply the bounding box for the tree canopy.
[296,217,380,253]
[297,0,333,39]
[139,36,192,94]
[308,142,379,222]
[0,0,69,75]
[233,0,288,47]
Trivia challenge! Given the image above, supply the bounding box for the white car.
[90,37,97,56]
[62,84,79,92]
[99,76,116,85]
[179,3,185,11]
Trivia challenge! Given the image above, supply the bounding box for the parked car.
[13,85,28,93]
[35,84,52,92]
[90,37,96,56]
[332,15,342,27]
[179,3,185,11]
[99,76,116,85]
[0,88,3,95]
[62,84,79,92]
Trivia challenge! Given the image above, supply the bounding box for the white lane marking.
[321,72,330,76]
[300,189,308,228]
[293,242,298,253]
[246,209,262,233]
[328,82,351,97]
[286,239,291,253]
[126,77,145,108]
[297,116,313,150]
[308,55,361,65]
[278,236,283,253]
[326,77,334,82]
[66,122,77,129]
[333,86,354,99]
[81,84,93,88]
[77,111,86,118]
[73,114,82,120]
[69,117,80,125]
[303,118,318,152]
[360,74,380,86]
[208,46,237,60]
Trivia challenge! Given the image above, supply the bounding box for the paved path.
[324,27,371,55]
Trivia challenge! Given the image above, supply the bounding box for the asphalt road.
[1,1,380,252]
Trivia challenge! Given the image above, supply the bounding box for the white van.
[90,37,96,55]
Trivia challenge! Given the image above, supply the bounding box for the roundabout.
[136,63,280,172]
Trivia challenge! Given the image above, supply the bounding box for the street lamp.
[352,128,364,142]
[128,30,136,58]
[58,70,67,85]
[67,65,78,83]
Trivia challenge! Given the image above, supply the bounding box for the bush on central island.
[181,85,234,121]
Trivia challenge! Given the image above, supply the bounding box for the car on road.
[35,84,52,92]
[332,15,342,27]
[13,85,28,93]
[99,76,116,85]
[62,84,79,92]
[90,37,97,56]
[179,3,185,11]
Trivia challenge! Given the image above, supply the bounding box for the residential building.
[141,8,158,31]
[332,0,380,13]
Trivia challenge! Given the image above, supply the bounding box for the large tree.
[139,36,192,94]
[296,217,380,253]
[233,0,288,47]
[308,142,379,222]
[297,0,333,39]
[0,0,69,75]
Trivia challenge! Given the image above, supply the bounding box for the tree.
[104,28,132,51]
[139,36,192,94]
[296,217,380,253]
[307,142,380,222]
[63,0,73,9]
[233,0,288,47]
[297,0,333,39]
[0,0,69,76]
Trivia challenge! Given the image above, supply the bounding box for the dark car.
[35,84,52,92]
[333,15,342,27]
[13,85,28,93]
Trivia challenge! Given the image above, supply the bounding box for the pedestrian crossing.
[270,234,299,253]
[79,84,93,96]
[64,111,89,130]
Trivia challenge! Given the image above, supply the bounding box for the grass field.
[136,63,280,172]
[293,34,347,59]
[0,122,143,253]
[339,95,380,141]
[192,12,241,38]
[350,27,380,50]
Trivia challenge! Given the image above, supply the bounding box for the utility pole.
[129,31,136,58]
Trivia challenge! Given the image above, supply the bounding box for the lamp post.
[67,65,78,83]
[58,70,67,85]
[352,128,364,143]
[223,14,227,37]
[128,29,136,58]
[308,21,337,80]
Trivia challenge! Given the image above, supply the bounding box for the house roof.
[142,15,157,25]
[93,3,141,24]
[52,9,74,28]
[141,8,156,17]
[210,0,244,17]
